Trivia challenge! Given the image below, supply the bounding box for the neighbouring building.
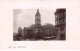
[55,9,66,40]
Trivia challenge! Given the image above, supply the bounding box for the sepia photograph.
[13,9,66,41]
[0,0,80,50]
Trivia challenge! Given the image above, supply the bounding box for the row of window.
[55,11,66,18]
[55,18,65,25]
[24,29,55,34]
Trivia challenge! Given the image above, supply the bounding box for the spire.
[37,9,39,13]
[35,9,41,26]
[35,9,40,16]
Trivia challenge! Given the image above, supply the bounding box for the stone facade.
[55,9,66,40]
[17,9,57,40]
[15,9,66,41]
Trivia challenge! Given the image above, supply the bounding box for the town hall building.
[17,9,57,40]
[14,9,66,41]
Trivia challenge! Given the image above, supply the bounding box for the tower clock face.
[38,16,40,18]
[35,17,37,19]
[36,16,40,19]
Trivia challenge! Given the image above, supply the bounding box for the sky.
[13,9,56,33]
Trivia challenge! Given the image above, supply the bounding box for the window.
[59,19,61,23]
[55,14,57,18]
[38,16,40,18]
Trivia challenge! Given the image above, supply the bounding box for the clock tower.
[35,9,41,26]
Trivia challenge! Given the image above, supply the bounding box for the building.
[55,9,66,40]
[15,9,57,40]
[23,9,56,40]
